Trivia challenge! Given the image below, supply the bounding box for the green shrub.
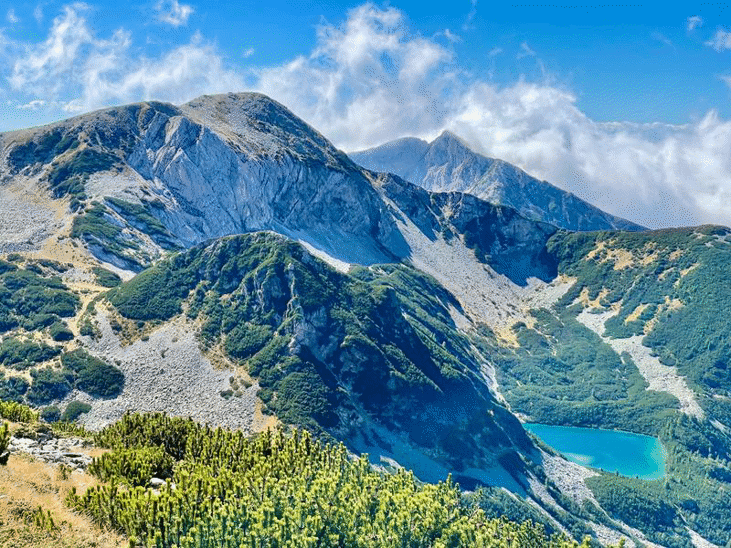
[0,338,61,369]
[0,374,29,402]
[61,349,125,398]
[88,446,175,487]
[224,323,272,360]
[0,264,80,336]
[0,399,38,422]
[27,368,74,405]
[49,321,74,342]
[0,422,9,465]
[91,266,122,288]
[41,405,61,423]
[108,262,192,321]
[61,400,92,422]
[77,361,124,397]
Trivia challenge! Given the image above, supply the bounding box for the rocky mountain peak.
[181,92,355,171]
[351,132,645,232]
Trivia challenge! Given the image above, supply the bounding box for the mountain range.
[0,92,729,548]
[350,131,644,232]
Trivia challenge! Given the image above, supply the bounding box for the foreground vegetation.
[68,411,593,548]
[0,399,597,547]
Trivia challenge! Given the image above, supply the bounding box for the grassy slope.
[0,429,123,548]
[485,226,731,547]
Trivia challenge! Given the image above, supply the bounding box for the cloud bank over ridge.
[2,2,731,229]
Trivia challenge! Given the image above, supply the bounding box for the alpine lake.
[523,423,668,480]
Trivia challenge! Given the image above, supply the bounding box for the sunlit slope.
[102,232,534,487]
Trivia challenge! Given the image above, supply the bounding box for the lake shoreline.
[524,422,668,481]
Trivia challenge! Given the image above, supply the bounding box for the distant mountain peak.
[351,132,645,232]
[433,129,467,146]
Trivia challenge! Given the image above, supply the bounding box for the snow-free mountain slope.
[351,131,644,232]
[1,93,408,269]
[2,92,731,547]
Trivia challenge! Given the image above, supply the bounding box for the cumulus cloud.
[155,0,194,27]
[705,28,731,51]
[5,4,243,113]
[8,4,96,96]
[687,16,703,31]
[6,9,19,24]
[254,4,455,149]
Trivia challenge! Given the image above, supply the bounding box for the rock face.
[0,93,563,285]
[377,174,558,285]
[0,93,408,268]
[350,131,645,232]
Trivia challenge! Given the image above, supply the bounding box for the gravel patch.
[75,310,258,432]
[541,451,600,506]
[577,308,703,418]
[0,180,60,253]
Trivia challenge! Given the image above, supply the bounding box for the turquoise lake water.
[523,423,667,480]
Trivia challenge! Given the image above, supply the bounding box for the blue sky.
[1,1,731,228]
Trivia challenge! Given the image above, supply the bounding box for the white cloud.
[463,0,477,31]
[155,0,193,27]
[6,9,20,24]
[19,99,46,109]
[687,16,703,31]
[705,28,731,51]
[651,31,673,47]
[443,29,461,43]
[517,41,536,58]
[5,4,243,114]
[9,4,95,96]
[254,4,454,151]
[242,47,255,58]
[34,5,43,24]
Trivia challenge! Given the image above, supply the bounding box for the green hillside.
[103,232,532,480]
[482,226,731,546]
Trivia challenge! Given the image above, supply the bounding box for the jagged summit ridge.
[350,132,644,232]
[0,92,406,266]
